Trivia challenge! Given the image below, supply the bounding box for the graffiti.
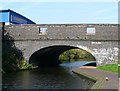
[87,49,91,53]
[114,56,118,64]
[92,48,118,56]
[77,45,119,65]
[92,47,119,64]
[91,42,101,44]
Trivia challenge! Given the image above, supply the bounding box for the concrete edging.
[72,68,104,89]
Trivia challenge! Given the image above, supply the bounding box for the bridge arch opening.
[29,45,96,67]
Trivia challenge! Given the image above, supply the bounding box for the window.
[86,27,96,35]
[39,27,48,35]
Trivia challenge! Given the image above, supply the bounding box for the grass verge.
[96,64,119,73]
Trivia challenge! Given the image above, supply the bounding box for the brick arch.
[14,40,118,67]
[28,45,96,66]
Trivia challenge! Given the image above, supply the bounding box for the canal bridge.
[1,23,119,66]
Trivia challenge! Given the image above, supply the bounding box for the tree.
[2,31,23,72]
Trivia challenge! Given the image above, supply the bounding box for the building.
[0,9,36,25]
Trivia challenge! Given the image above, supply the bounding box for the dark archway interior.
[83,62,96,66]
[29,45,95,67]
[29,45,78,66]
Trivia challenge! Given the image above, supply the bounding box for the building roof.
[0,9,36,24]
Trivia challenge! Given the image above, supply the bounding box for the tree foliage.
[59,49,95,62]
[2,32,23,72]
[2,32,35,72]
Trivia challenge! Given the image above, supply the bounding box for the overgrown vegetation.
[59,49,95,63]
[96,64,119,73]
[16,59,37,70]
[2,31,36,73]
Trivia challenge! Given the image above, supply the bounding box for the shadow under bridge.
[29,45,78,66]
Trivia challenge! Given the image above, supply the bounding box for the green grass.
[96,64,120,73]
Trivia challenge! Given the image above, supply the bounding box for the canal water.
[2,61,95,89]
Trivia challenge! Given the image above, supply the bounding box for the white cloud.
[1,0,119,2]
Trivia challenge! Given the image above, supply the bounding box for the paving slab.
[72,66,119,90]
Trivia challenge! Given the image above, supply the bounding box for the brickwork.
[2,23,119,66]
[14,40,118,66]
[4,24,118,40]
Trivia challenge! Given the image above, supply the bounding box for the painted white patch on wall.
[91,42,102,44]
[77,45,89,51]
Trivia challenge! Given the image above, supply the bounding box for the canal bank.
[72,66,119,90]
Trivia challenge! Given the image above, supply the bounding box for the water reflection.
[2,61,95,89]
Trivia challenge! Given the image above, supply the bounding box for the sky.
[1,0,119,24]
